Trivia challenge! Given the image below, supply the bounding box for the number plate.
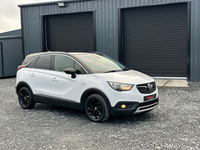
[144,94,156,101]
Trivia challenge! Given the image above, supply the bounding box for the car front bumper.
[110,98,159,116]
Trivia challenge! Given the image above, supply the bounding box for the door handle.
[51,77,57,81]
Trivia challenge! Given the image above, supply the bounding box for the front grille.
[135,98,159,113]
[137,82,156,94]
[139,99,158,108]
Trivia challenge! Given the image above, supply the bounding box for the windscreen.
[74,53,127,73]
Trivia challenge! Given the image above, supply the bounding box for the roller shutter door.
[122,3,188,77]
[45,12,94,52]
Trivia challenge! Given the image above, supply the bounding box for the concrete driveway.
[0,78,199,149]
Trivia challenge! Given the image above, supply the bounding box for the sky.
[0,0,57,33]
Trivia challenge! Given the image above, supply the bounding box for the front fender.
[80,88,111,110]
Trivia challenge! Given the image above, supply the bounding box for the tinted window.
[74,61,86,74]
[27,57,38,68]
[74,54,126,73]
[35,55,51,70]
[54,55,86,74]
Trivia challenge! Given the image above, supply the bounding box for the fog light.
[121,104,126,109]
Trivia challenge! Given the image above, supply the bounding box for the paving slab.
[155,79,188,87]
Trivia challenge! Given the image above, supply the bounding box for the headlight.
[107,81,134,91]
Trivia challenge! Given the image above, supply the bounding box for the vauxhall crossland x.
[16,52,159,122]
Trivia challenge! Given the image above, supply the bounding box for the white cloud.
[0,0,57,33]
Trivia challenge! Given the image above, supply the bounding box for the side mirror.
[64,68,76,79]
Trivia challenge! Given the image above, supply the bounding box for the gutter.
[18,0,90,7]
[0,35,21,40]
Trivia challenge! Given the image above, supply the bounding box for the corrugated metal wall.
[0,38,23,77]
[21,1,96,56]
[2,38,23,76]
[0,42,2,77]
[20,0,200,81]
[190,0,200,81]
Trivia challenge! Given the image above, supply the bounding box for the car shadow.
[33,103,85,115]
[107,112,156,124]
[31,103,157,124]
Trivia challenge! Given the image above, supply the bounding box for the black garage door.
[45,12,94,52]
[121,3,188,77]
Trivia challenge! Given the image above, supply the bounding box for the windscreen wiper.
[123,67,130,71]
[105,70,122,73]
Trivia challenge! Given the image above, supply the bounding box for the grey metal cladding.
[1,39,23,77]
[20,0,200,81]
[190,0,200,81]
[21,7,42,56]
[21,1,95,56]
[20,0,190,58]
[0,42,2,77]
[0,29,21,37]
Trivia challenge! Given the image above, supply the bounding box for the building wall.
[0,42,2,77]
[190,0,200,81]
[0,29,21,37]
[0,29,23,78]
[20,0,200,81]
[0,38,23,77]
[2,38,23,76]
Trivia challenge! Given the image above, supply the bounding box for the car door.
[50,55,87,103]
[28,55,52,101]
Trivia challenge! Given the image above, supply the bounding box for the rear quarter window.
[26,57,38,68]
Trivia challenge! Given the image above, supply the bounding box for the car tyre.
[18,87,35,109]
[85,94,110,123]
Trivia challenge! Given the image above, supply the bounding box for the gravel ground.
[0,78,200,150]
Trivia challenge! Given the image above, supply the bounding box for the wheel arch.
[80,88,111,110]
[16,81,33,95]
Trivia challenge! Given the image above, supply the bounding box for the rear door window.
[35,55,52,70]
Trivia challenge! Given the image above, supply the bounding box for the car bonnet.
[94,70,155,85]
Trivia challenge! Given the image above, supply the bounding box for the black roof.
[22,51,99,65]
[26,51,97,57]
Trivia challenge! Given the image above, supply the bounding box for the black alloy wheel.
[18,87,35,109]
[85,94,109,123]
